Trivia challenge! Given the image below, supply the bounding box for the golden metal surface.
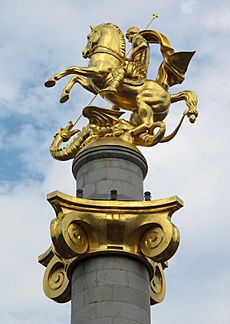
[46,22,198,161]
[41,19,194,308]
[77,136,142,155]
[39,191,183,305]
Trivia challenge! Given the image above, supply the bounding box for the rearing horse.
[45,23,198,138]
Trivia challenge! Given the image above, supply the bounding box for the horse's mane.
[97,23,126,58]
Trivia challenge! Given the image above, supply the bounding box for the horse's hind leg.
[130,93,154,135]
[129,112,142,127]
[170,90,198,123]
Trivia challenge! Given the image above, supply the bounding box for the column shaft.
[71,255,150,324]
[71,142,150,324]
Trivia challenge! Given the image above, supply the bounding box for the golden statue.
[45,23,198,160]
[39,19,196,306]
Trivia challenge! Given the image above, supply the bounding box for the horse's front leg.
[45,66,82,87]
[60,75,98,103]
[45,66,100,88]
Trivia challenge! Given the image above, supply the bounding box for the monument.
[39,16,198,324]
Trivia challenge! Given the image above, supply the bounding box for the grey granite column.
[71,140,150,324]
[72,141,148,200]
[71,255,151,324]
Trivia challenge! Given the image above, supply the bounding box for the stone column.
[72,139,148,200]
[71,140,150,324]
[39,139,182,324]
[71,255,150,324]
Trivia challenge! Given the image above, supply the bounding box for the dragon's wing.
[83,106,125,126]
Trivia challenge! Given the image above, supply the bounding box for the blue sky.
[1,1,230,323]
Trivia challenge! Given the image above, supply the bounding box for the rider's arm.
[130,35,148,59]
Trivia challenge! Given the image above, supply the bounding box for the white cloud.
[180,0,197,15]
[204,3,230,32]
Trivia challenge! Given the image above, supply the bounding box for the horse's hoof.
[60,94,69,103]
[189,114,196,123]
[45,79,56,87]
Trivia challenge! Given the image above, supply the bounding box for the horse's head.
[82,25,100,59]
[82,23,126,62]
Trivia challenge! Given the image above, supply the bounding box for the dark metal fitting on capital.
[110,190,118,200]
[144,191,151,201]
[76,189,84,198]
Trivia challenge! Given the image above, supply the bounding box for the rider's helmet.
[126,26,140,41]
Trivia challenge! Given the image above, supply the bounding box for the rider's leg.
[99,67,125,97]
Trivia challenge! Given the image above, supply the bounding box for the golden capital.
[39,191,183,305]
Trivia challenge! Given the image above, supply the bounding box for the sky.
[0,0,230,323]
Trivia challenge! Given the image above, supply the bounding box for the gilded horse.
[45,23,198,139]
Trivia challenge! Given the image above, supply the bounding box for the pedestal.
[39,139,183,324]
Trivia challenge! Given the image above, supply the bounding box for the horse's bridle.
[89,45,125,63]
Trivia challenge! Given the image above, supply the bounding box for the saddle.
[123,76,145,86]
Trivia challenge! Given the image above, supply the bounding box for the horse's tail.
[160,113,186,143]
[170,90,198,123]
